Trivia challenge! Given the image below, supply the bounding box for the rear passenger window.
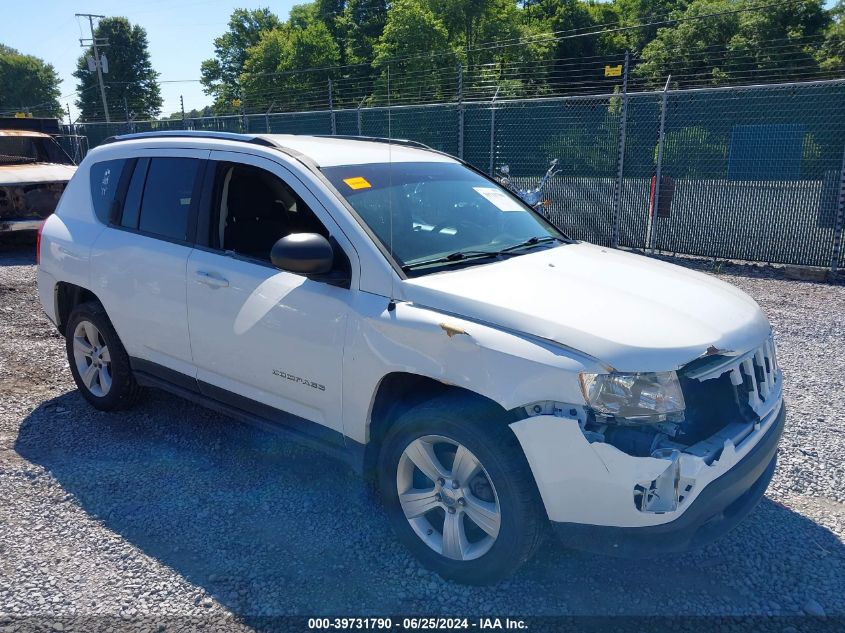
[137,158,199,241]
[89,159,127,224]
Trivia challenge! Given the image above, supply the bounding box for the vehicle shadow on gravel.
[15,389,845,619]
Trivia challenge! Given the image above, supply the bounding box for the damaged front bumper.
[550,404,784,556]
[509,396,785,557]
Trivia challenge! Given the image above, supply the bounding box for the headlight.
[579,371,685,422]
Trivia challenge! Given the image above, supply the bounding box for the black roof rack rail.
[311,134,433,151]
[101,130,276,147]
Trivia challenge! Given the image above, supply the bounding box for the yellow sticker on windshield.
[343,176,372,190]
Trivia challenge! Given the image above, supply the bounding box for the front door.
[186,151,356,439]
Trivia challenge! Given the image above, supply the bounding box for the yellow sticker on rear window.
[343,176,372,190]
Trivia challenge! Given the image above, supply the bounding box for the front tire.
[65,301,143,411]
[378,394,544,584]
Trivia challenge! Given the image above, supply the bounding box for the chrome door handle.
[195,271,229,288]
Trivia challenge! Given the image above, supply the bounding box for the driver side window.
[211,162,329,261]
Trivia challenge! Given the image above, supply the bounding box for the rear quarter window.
[120,158,150,230]
[89,159,127,224]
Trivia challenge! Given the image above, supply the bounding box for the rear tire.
[65,301,143,411]
[378,394,544,585]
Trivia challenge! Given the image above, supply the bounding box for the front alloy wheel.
[379,395,544,585]
[397,435,501,561]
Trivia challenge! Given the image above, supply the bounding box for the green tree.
[435,0,523,68]
[316,0,349,65]
[636,0,830,87]
[0,46,63,117]
[201,8,282,112]
[73,17,162,121]
[431,0,557,97]
[586,2,627,56]
[468,18,555,98]
[614,0,690,52]
[539,0,607,93]
[345,0,389,66]
[290,2,321,28]
[819,1,845,71]
[241,20,340,111]
[727,0,829,79]
[162,105,215,120]
[372,0,457,102]
[636,0,738,86]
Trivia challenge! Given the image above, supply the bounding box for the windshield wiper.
[402,250,500,272]
[401,236,563,272]
[497,235,562,254]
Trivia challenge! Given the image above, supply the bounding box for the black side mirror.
[270,233,334,275]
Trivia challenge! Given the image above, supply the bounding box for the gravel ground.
[1,241,844,627]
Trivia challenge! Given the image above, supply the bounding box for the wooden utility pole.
[76,13,110,123]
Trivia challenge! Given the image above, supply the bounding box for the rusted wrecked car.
[0,128,77,233]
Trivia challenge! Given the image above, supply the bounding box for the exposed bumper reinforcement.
[551,404,785,557]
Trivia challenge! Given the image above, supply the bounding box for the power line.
[9,0,840,119]
[237,0,816,77]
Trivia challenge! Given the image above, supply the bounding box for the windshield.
[322,161,566,276]
[0,135,74,166]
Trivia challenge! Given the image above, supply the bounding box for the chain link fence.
[66,78,845,273]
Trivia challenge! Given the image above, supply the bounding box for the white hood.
[0,163,76,186]
[402,242,771,372]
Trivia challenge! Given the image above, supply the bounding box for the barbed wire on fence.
[5,0,840,121]
[64,76,845,273]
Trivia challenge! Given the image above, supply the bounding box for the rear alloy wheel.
[71,320,113,398]
[379,395,544,584]
[65,301,143,411]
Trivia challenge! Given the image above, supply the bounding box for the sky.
[1,0,299,121]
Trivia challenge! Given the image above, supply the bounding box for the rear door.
[89,149,208,380]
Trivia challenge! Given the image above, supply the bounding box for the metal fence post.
[489,87,499,175]
[647,75,671,253]
[458,63,465,159]
[612,51,629,249]
[65,102,79,163]
[357,96,365,136]
[328,78,336,135]
[387,65,392,139]
[831,143,845,275]
[265,100,275,133]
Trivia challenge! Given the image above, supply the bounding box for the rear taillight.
[36,220,45,265]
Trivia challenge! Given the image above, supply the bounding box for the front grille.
[678,335,782,445]
[732,337,780,417]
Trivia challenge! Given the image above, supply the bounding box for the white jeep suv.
[37,131,785,584]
